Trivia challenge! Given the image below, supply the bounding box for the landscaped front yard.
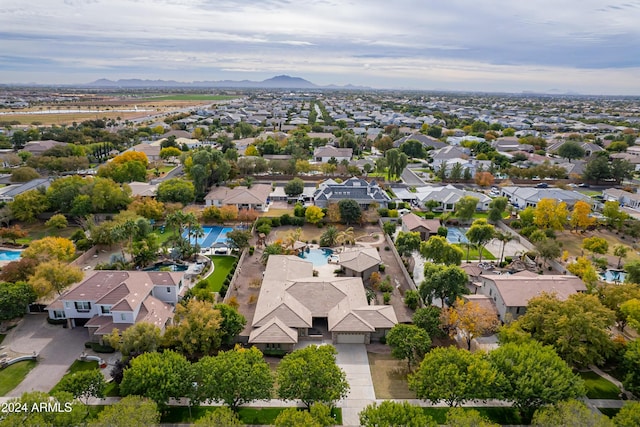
[367,352,415,399]
[0,360,37,396]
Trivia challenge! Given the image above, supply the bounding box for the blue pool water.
[446,227,469,244]
[182,226,234,247]
[600,269,626,283]
[298,248,334,266]
[144,262,189,272]
[0,250,21,261]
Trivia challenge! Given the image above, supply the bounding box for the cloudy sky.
[2,0,640,94]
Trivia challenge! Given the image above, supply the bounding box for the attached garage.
[335,333,367,344]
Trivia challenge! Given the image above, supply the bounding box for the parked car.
[535,182,549,188]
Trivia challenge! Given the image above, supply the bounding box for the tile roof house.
[313,146,353,163]
[249,255,397,350]
[430,146,470,169]
[204,184,272,211]
[128,182,158,198]
[401,213,441,240]
[394,133,446,150]
[499,186,592,209]
[128,142,161,161]
[413,185,491,212]
[22,140,67,155]
[603,188,640,210]
[479,273,586,321]
[313,177,391,209]
[46,271,184,342]
[338,247,382,281]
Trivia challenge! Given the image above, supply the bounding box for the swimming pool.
[298,248,334,266]
[600,269,626,283]
[143,262,189,272]
[446,227,469,244]
[0,250,21,261]
[182,226,234,247]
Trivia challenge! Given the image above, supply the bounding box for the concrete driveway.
[4,314,88,396]
[334,343,375,427]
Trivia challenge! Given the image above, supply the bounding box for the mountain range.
[85,75,371,90]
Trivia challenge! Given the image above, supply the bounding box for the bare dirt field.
[555,229,640,266]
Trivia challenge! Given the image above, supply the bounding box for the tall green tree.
[89,395,160,427]
[359,401,436,427]
[386,324,431,369]
[193,346,273,410]
[531,399,613,427]
[455,196,479,224]
[489,341,585,418]
[214,303,247,346]
[156,178,195,205]
[57,369,106,414]
[419,235,463,265]
[506,292,615,367]
[409,346,500,407]
[120,350,194,410]
[284,178,305,197]
[165,299,223,358]
[487,196,508,224]
[338,199,362,225]
[104,322,163,357]
[412,306,444,338]
[465,219,495,263]
[277,344,349,408]
[419,262,468,307]
[9,189,49,222]
[0,391,85,427]
[0,281,36,321]
[394,231,421,258]
[598,283,640,331]
[613,402,640,427]
[557,141,586,162]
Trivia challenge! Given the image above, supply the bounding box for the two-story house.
[46,271,184,342]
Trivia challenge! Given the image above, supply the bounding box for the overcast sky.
[2,0,640,94]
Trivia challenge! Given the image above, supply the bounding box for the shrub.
[71,229,86,242]
[271,217,281,227]
[255,217,272,228]
[509,219,522,229]
[91,343,116,353]
[544,228,556,238]
[520,225,538,238]
[379,264,386,272]
[379,278,393,293]
[249,246,255,255]
[311,239,318,244]
[76,239,92,251]
[505,256,513,264]
[85,341,94,349]
[248,294,258,304]
[388,201,397,209]
[280,214,291,225]
[423,212,435,219]
[383,292,391,304]
[388,209,399,218]
[377,208,390,217]
[404,290,420,310]
[47,317,67,325]
[220,284,228,297]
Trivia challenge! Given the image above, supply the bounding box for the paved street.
[4,314,88,396]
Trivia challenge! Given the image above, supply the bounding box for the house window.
[74,301,91,312]
[101,306,111,314]
[53,310,65,319]
[166,286,171,293]
[516,307,522,314]
[120,313,126,321]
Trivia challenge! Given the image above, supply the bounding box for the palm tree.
[337,227,355,249]
[494,231,516,265]
[320,226,339,247]
[284,227,302,250]
[191,223,205,255]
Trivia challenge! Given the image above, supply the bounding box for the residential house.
[430,146,470,169]
[0,178,53,203]
[547,140,605,157]
[313,146,353,163]
[128,142,161,161]
[46,271,184,342]
[394,133,446,150]
[338,247,381,281]
[270,184,316,202]
[22,140,66,155]
[603,188,640,210]
[313,177,391,209]
[128,182,158,198]
[492,137,534,153]
[401,213,441,240]
[500,186,592,209]
[413,185,491,212]
[248,255,397,350]
[479,273,586,321]
[204,183,272,211]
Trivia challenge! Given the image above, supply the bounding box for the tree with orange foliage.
[474,171,495,188]
[238,209,259,222]
[441,298,500,350]
[569,200,595,232]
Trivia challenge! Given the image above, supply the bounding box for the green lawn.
[104,381,119,397]
[50,360,99,394]
[598,407,620,418]
[151,225,177,246]
[13,223,82,245]
[202,255,237,292]
[421,407,527,425]
[453,244,496,261]
[0,360,37,396]
[162,406,342,424]
[579,371,621,399]
[0,334,5,346]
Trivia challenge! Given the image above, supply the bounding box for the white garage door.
[336,333,366,344]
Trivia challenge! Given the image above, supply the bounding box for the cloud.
[1,0,639,93]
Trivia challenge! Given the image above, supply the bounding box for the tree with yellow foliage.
[30,260,83,297]
[305,205,325,225]
[112,150,149,167]
[442,297,500,350]
[22,236,76,262]
[326,203,341,223]
[567,256,599,290]
[569,200,595,232]
[164,299,223,358]
[534,198,568,230]
[244,145,259,156]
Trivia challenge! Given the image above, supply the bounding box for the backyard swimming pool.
[600,269,626,283]
[0,250,21,261]
[182,226,234,247]
[446,227,469,244]
[298,248,334,266]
